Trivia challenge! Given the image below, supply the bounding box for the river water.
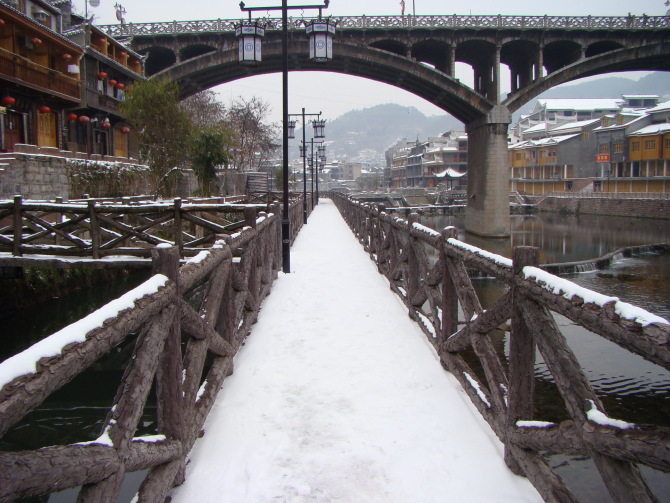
[2,211,670,501]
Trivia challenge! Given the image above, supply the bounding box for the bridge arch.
[180,43,217,62]
[369,39,409,58]
[543,40,583,74]
[153,39,495,124]
[503,42,670,113]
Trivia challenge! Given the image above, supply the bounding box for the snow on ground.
[169,199,542,503]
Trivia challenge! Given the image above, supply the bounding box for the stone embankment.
[536,195,670,220]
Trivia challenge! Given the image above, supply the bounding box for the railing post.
[505,246,539,474]
[174,198,183,255]
[151,245,186,484]
[12,195,22,257]
[440,227,459,343]
[244,206,258,230]
[88,200,101,260]
[407,212,420,304]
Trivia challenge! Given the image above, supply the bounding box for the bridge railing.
[329,191,670,503]
[0,194,308,266]
[98,14,670,37]
[0,195,311,501]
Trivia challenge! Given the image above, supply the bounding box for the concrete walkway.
[169,199,541,503]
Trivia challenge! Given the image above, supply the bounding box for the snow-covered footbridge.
[0,195,669,502]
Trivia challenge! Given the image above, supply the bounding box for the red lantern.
[38,105,50,113]
[97,37,106,45]
[67,113,78,121]
[78,115,91,124]
[115,82,124,90]
[0,19,6,26]
[100,121,111,129]
[120,126,131,134]
[108,79,117,86]
[61,53,72,61]
[119,51,127,57]
[30,37,42,46]
[97,71,107,80]
[1,96,15,107]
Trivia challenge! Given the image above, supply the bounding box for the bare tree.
[182,90,227,129]
[223,97,280,172]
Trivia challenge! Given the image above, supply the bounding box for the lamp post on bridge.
[301,138,325,208]
[288,109,324,224]
[238,0,334,274]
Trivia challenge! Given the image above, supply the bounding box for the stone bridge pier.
[464,105,512,238]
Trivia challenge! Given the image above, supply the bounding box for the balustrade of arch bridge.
[99,14,670,237]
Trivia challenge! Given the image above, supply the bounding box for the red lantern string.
[108,79,117,86]
[78,115,91,124]
[97,71,107,79]
[38,105,50,113]
[1,96,15,107]
[67,113,78,121]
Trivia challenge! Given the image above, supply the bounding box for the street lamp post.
[289,108,322,224]
[301,138,325,208]
[239,0,332,274]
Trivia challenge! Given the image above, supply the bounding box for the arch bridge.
[101,14,670,237]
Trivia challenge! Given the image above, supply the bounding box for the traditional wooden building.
[0,0,83,151]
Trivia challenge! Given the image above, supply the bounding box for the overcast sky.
[85,0,667,123]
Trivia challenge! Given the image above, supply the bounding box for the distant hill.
[299,72,670,165]
[294,103,461,164]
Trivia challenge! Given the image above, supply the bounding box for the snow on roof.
[628,123,670,136]
[435,168,466,178]
[536,98,624,111]
[622,95,660,99]
[549,118,600,132]
[524,123,548,133]
[518,134,580,147]
[645,100,670,113]
[593,115,647,132]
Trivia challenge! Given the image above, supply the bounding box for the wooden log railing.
[0,194,307,266]
[0,196,308,502]
[329,191,670,503]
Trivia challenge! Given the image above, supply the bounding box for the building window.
[665,138,670,149]
[613,143,623,153]
[644,139,657,150]
[631,141,640,152]
[599,144,609,154]
[582,131,590,140]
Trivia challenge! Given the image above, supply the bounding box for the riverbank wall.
[535,195,670,219]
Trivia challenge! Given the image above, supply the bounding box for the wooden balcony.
[0,48,80,102]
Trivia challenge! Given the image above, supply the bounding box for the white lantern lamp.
[236,20,265,65]
[312,119,326,138]
[306,18,336,63]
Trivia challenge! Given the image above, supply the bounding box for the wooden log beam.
[179,299,235,356]
[0,282,174,438]
[515,275,670,371]
[522,297,658,503]
[0,440,181,502]
[442,291,512,352]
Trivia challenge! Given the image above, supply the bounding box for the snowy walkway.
[169,199,542,503]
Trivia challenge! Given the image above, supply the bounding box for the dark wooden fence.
[330,192,670,503]
[0,196,307,502]
[0,195,306,267]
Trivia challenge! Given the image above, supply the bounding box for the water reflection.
[422,213,670,263]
